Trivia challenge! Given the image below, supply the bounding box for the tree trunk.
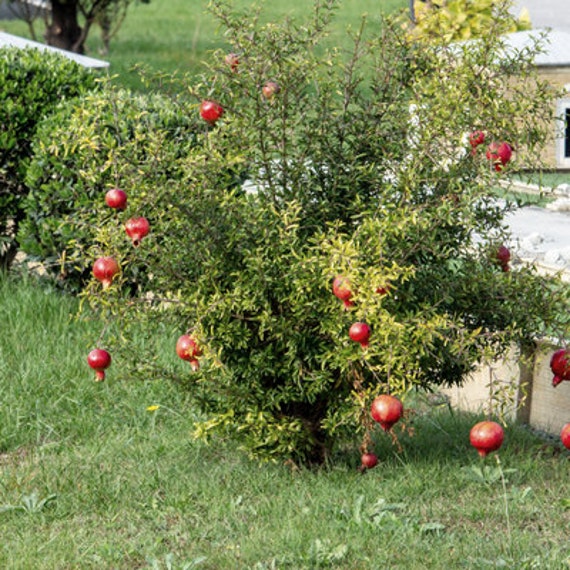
[45,0,85,53]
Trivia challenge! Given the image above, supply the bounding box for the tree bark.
[45,0,85,53]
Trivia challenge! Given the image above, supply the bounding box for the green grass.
[1,275,569,569]
[0,0,409,90]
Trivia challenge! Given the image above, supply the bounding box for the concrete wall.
[442,342,570,436]
[536,66,570,169]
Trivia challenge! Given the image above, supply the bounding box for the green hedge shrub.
[0,47,97,270]
[19,86,202,289]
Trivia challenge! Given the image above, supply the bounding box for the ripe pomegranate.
[225,52,239,71]
[200,100,224,124]
[87,348,111,382]
[370,394,404,431]
[176,334,202,370]
[93,256,119,289]
[469,130,485,149]
[469,420,504,458]
[349,322,370,348]
[332,275,353,308]
[361,452,379,470]
[550,348,570,387]
[486,142,512,171]
[105,188,127,210]
[262,81,280,99]
[125,217,150,247]
[496,245,510,265]
[560,423,570,450]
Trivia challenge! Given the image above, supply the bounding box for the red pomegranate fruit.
[262,81,281,100]
[105,188,127,210]
[486,142,512,171]
[93,256,119,289]
[370,394,404,431]
[332,276,354,308]
[349,322,370,348]
[469,420,504,458]
[469,130,485,149]
[87,348,111,382]
[560,423,570,450]
[125,217,150,247]
[176,334,202,370]
[361,452,379,470]
[200,100,224,124]
[550,349,570,387]
[225,52,239,72]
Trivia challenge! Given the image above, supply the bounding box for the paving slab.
[510,0,570,32]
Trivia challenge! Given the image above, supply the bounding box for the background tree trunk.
[45,0,85,53]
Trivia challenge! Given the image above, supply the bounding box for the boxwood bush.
[19,86,202,289]
[0,47,97,270]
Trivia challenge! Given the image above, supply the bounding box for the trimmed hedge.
[0,47,97,269]
[18,86,201,289]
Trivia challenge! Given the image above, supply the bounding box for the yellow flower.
[146,405,160,412]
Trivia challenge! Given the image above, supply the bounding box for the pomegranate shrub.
[29,1,570,463]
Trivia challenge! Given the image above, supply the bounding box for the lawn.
[0,274,569,569]
[0,0,410,90]
[1,1,569,567]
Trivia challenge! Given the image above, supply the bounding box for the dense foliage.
[0,47,96,270]
[22,0,569,463]
[19,87,200,288]
[409,0,531,43]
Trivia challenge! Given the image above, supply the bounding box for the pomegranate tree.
[125,217,150,247]
[87,348,111,381]
[92,256,119,289]
[105,188,128,210]
[370,395,404,431]
[469,420,504,457]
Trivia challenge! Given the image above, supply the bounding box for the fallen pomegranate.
[561,423,570,450]
[87,348,111,382]
[93,256,119,289]
[332,275,354,308]
[550,348,570,387]
[469,420,504,457]
[349,322,370,348]
[105,188,127,210]
[176,334,202,371]
[125,217,150,247]
[370,394,404,431]
[200,100,224,124]
[262,81,280,100]
[360,452,379,470]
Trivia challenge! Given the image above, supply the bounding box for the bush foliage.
[0,47,96,270]
[19,86,201,288]
[23,0,569,463]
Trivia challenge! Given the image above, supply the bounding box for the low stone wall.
[442,342,570,436]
